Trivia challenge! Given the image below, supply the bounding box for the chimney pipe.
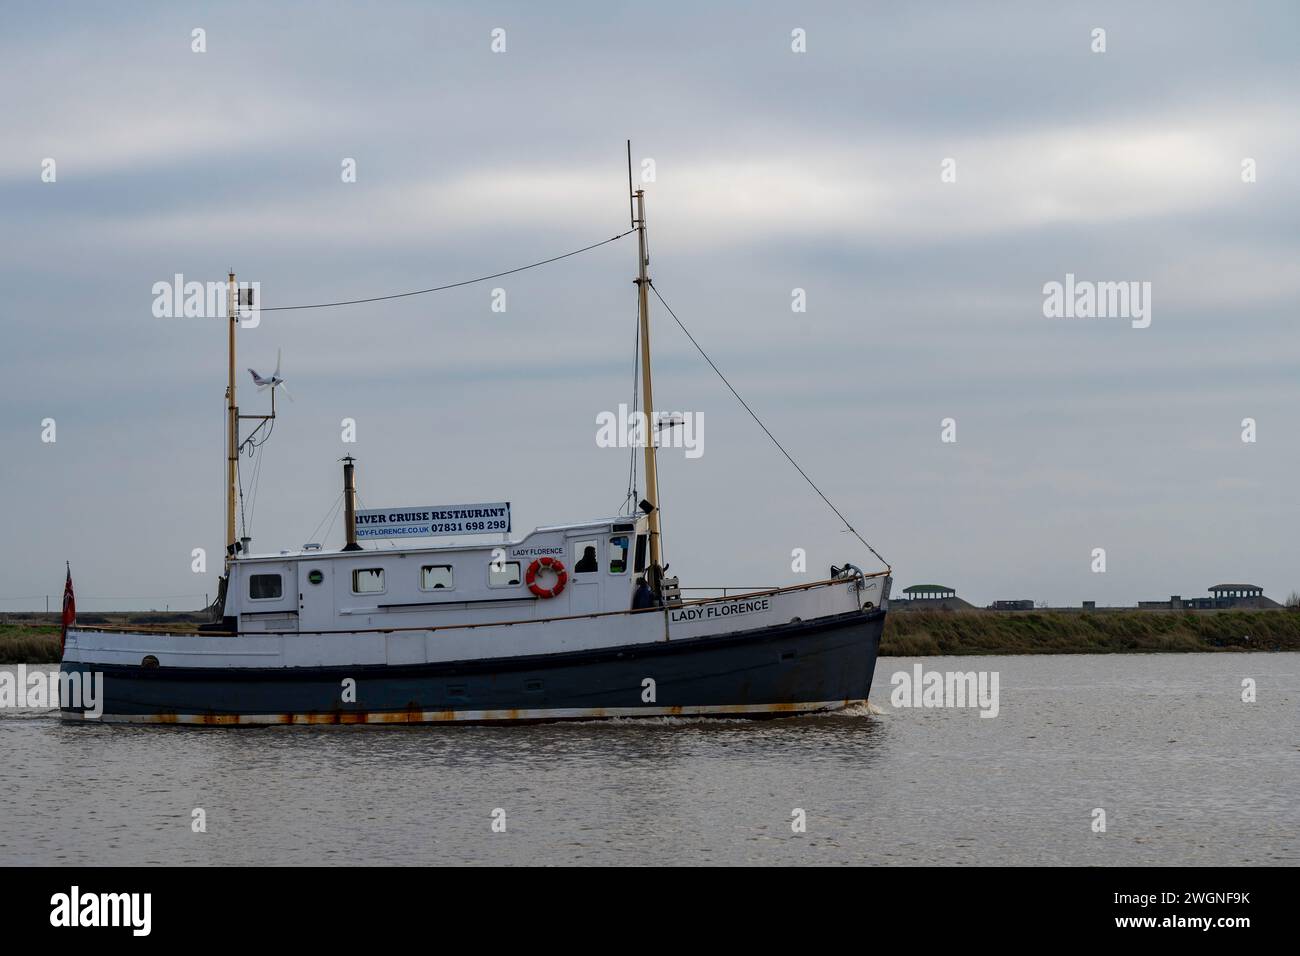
[342,456,362,551]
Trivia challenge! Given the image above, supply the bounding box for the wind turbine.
[248,349,293,402]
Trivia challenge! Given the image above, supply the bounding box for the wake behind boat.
[59,165,891,726]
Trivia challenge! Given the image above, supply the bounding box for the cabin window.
[352,568,386,594]
[634,534,647,572]
[249,573,283,600]
[420,565,454,590]
[489,560,521,588]
[573,539,599,574]
[608,535,629,574]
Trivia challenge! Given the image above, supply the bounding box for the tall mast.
[225,271,238,569]
[633,187,663,582]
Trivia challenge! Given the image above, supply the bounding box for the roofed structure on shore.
[1206,584,1282,609]
[1138,584,1282,610]
[903,584,956,599]
[895,584,976,611]
[1209,584,1264,598]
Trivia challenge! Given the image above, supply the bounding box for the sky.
[1,1,1297,611]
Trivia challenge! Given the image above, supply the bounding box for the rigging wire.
[622,303,641,515]
[235,416,275,540]
[212,224,887,570]
[242,415,275,450]
[260,230,636,313]
[652,431,667,570]
[229,232,639,543]
[236,453,248,542]
[317,495,346,547]
[648,281,890,571]
[306,493,344,545]
[246,437,265,530]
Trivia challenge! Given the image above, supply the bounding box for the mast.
[225,271,237,568]
[342,456,362,551]
[633,187,663,584]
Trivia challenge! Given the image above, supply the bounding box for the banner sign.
[354,503,511,539]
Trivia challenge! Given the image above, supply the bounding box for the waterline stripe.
[62,699,862,725]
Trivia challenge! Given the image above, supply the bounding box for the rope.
[320,496,346,547]
[622,303,641,514]
[648,281,890,571]
[261,230,635,313]
[306,494,344,546]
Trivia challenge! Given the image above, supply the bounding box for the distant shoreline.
[3,608,1298,664]
[883,609,1300,655]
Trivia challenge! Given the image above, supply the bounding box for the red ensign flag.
[61,562,76,654]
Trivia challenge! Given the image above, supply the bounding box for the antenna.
[626,140,635,228]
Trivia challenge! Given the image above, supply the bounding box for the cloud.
[1,2,1297,608]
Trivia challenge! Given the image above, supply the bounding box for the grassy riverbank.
[882,609,1300,655]
[3,609,1298,664]
[0,621,64,663]
[0,614,203,664]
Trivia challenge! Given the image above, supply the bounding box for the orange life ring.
[526,556,568,598]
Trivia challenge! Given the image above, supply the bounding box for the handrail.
[673,571,887,606]
[69,573,885,638]
[679,587,779,598]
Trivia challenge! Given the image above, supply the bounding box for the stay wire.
[306,494,344,546]
[648,281,890,571]
[623,303,641,515]
[321,495,346,547]
[261,230,636,313]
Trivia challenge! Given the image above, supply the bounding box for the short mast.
[225,271,238,568]
[342,456,362,551]
[633,187,664,583]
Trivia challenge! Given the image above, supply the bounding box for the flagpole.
[61,561,74,658]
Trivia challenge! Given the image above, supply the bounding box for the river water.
[1,653,1295,866]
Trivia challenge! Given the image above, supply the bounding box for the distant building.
[990,600,1035,611]
[904,584,957,600]
[1207,584,1281,609]
[1138,584,1281,610]
[895,584,976,611]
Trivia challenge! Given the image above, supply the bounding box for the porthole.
[141,655,160,669]
[308,570,324,585]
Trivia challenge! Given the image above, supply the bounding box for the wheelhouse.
[226,516,652,633]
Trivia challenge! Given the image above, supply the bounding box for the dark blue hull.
[61,608,885,725]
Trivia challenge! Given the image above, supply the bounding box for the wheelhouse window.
[489,560,522,588]
[249,573,282,600]
[573,539,599,574]
[608,535,629,574]
[352,568,385,594]
[420,565,454,590]
[634,534,647,573]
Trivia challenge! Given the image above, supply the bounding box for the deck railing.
[68,572,889,638]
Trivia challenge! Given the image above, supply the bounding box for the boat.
[59,167,891,725]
